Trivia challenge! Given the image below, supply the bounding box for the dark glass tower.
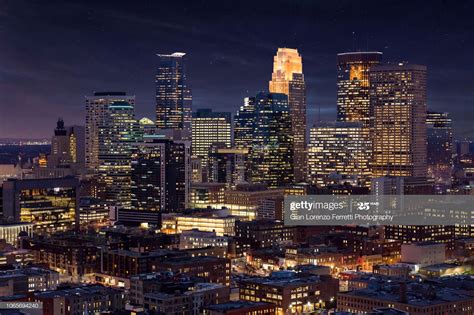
[427,111,453,187]
[155,52,192,135]
[250,92,293,188]
[131,139,190,216]
[234,96,256,151]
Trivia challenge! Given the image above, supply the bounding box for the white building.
[401,242,445,267]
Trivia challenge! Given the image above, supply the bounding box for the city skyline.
[1,2,474,314]
[1,0,474,139]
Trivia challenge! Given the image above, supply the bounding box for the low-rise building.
[235,220,295,251]
[337,279,474,315]
[179,229,229,257]
[22,236,97,281]
[78,197,108,227]
[203,301,276,315]
[238,271,338,315]
[419,263,470,278]
[162,210,236,236]
[373,264,410,278]
[32,284,125,315]
[155,256,231,286]
[0,267,59,297]
[401,242,446,267]
[0,222,34,245]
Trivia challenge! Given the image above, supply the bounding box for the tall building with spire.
[269,48,306,182]
[370,64,428,178]
[155,52,192,138]
[337,52,382,126]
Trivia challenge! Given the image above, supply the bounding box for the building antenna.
[318,103,321,123]
[352,31,356,51]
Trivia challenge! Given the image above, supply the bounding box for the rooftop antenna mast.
[352,31,356,51]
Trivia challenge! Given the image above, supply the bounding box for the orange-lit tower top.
[269,48,303,91]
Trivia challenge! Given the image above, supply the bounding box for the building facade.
[370,64,428,178]
[2,177,79,234]
[308,122,371,187]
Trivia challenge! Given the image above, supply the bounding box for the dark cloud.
[0,0,473,139]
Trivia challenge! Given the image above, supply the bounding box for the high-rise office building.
[130,138,190,219]
[250,92,293,188]
[269,48,306,182]
[370,64,427,177]
[191,109,231,180]
[308,122,371,187]
[337,52,382,126]
[234,97,256,151]
[426,111,453,186]
[156,52,192,136]
[96,94,138,208]
[85,92,136,171]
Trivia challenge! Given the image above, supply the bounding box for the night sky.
[1,0,473,139]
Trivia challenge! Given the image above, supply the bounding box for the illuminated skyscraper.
[191,109,231,179]
[96,94,138,208]
[155,52,192,137]
[85,92,136,172]
[370,64,427,178]
[250,92,293,188]
[269,48,306,182]
[337,52,382,126]
[130,138,190,221]
[308,122,371,187]
[234,97,256,151]
[426,111,453,186]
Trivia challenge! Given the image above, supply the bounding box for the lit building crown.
[270,48,303,82]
